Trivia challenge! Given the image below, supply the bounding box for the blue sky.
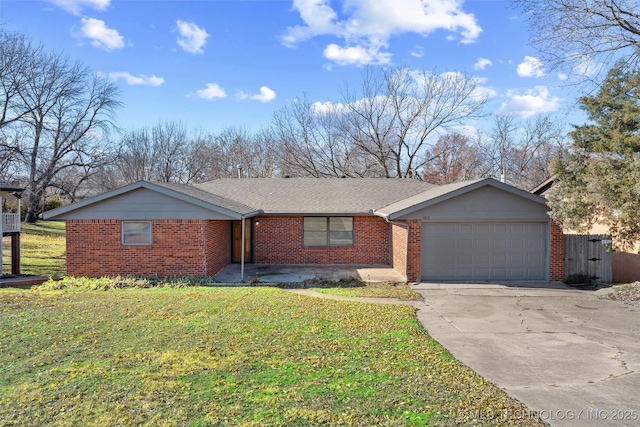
[1,0,583,135]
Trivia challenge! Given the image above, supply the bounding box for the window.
[303,217,353,246]
[122,221,152,245]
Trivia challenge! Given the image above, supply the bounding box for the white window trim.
[122,221,152,245]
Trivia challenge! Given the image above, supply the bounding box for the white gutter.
[373,210,409,281]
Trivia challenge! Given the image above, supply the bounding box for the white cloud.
[176,20,209,54]
[282,0,481,66]
[108,72,164,86]
[517,56,545,78]
[196,83,227,100]
[500,86,561,118]
[410,46,424,58]
[75,18,124,50]
[573,55,600,76]
[323,43,392,66]
[238,86,277,103]
[310,100,348,115]
[557,73,568,81]
[47,0,109,14]
[474,57,492,70]
[471,81,497,101]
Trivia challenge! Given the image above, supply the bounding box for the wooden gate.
[564,234,612,283]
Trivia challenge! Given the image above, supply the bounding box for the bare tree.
[151,121,190,183]
[341,67,488,178]
[477,114,566,189]
[481,114,519,180]
[108,121,219,186]
[271,95,375,177]
[422,133,481,184]
[0,31,39,131]
[8,43,121,222]
[213,126,281,178]
[513,0,640,79]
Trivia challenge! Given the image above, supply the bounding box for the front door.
[232,219,252,263]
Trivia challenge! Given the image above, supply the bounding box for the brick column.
[549,220,564,282]
[406,219,421,282]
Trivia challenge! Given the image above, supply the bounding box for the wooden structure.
[1,184,23,275]
[564,234,613,283]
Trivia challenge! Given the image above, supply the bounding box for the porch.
[2,213,21,234]
[212,264,406,284]
[1,184,24,275]
[0,275,53,288]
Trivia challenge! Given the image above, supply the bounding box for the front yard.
[1,221,66,277]
[0,287,545,426]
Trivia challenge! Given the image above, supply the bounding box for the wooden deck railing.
[2,213,20,233]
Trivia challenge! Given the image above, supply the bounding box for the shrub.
[35,275,210,291]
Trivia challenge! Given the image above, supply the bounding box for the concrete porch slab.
[211,264,406,284]
[0,275,55,288]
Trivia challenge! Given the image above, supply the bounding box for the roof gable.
[377,178,549,220]
[42,181,255,220]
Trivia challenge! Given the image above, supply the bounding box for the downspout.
[373,210,410,281]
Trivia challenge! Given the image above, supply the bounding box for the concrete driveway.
[413,282,640,427]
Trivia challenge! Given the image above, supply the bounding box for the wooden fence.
[564,234,612,284]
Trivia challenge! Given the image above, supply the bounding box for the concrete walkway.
[287,282,640,427]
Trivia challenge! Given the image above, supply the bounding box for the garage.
[421,222,547,281]
[377,179,556,282]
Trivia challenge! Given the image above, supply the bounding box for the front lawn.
[312,282,421,300]
[0,287,544,426]
[2,221,65,277]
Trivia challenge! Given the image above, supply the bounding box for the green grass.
[312,282,422,300]
[2,221,66,277]
[0,287,545,426]
[291,277,422,300]
[21,221,66,236]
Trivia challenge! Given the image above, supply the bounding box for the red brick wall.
[406,220,421,282]
[205,220,231,276]
[66,219,230,278]
[253,215,391,265]
[612,252,640,283]
[549,220,564,281]
[391,223,408,279]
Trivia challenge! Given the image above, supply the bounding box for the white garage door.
[421,222,547,281]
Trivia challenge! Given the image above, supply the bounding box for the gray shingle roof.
[150,181,256,215]
[195,178,436,214]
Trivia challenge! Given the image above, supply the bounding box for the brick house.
[43,177,564,282]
